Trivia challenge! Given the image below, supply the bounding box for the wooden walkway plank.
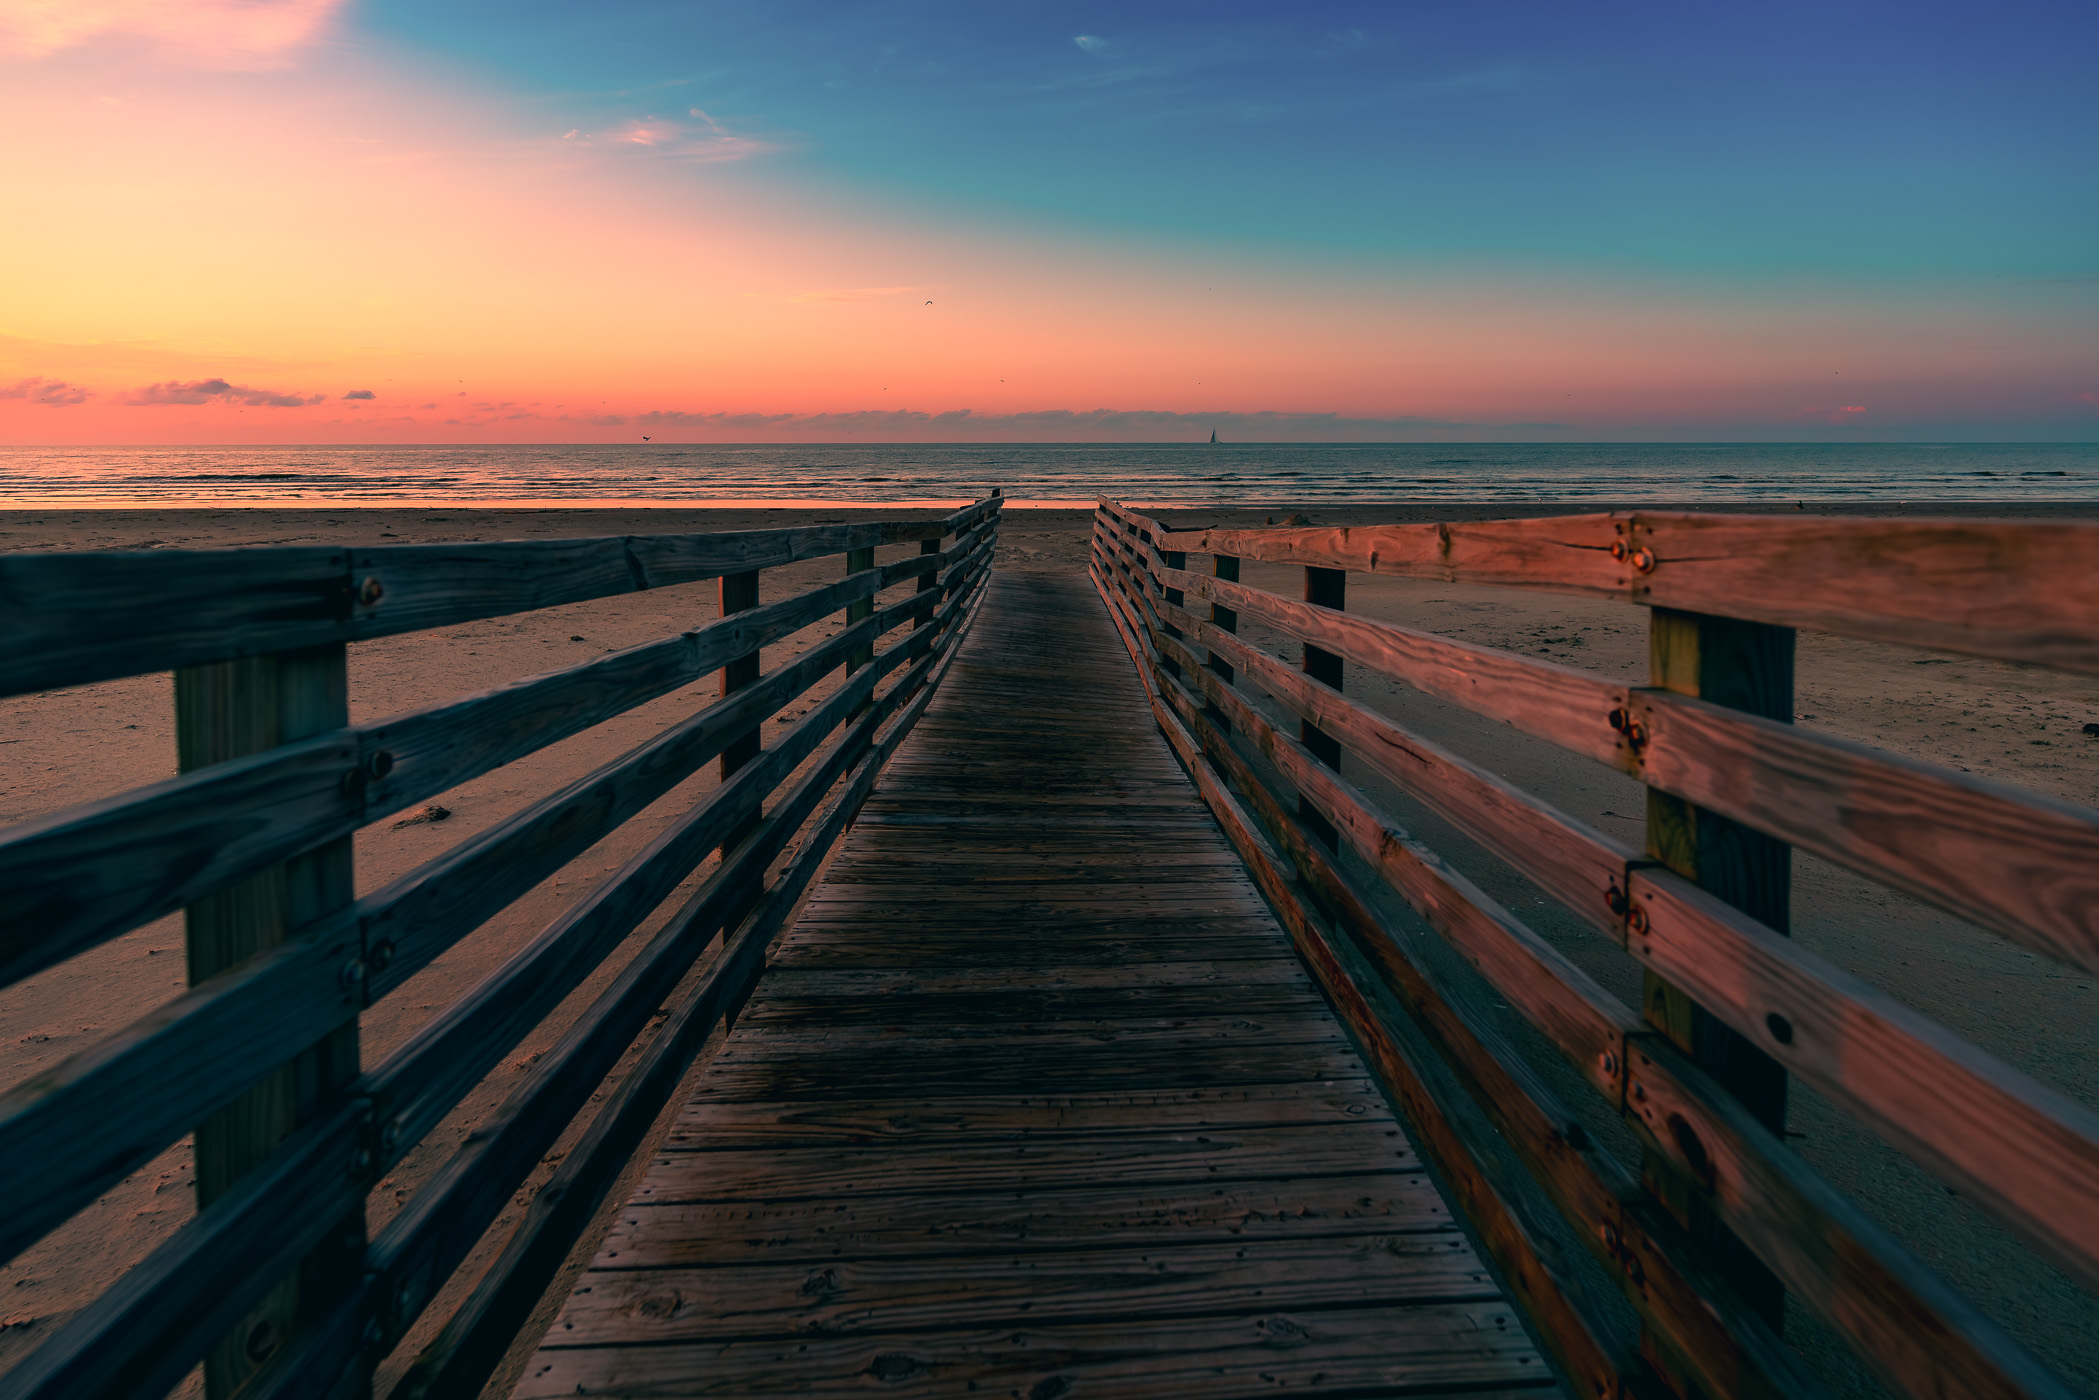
[520,573,1553,1399]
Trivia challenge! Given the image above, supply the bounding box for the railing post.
[1204,553,1239,729]
[718,569,762,855]
[914,536,940,627]
[1300,566,1346,849]
[1157,532,1187,674]
[845,546,875,717]
[177,646,361,1398]
[1639,607,1793,1381]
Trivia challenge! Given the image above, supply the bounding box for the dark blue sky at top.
[361,0,2094,277]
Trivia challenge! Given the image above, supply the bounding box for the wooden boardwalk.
[517,572,1552,1399]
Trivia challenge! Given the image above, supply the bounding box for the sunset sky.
[2,0,2093,443]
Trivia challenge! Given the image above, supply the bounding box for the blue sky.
[363,0,2097,273]
[3,0,2094,441]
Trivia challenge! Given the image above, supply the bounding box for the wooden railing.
[0,496,1000,1400]
[1090,500,2098,1400]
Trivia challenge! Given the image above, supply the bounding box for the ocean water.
[0,442,2092,508]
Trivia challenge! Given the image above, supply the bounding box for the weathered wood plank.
[687,1042,1369,1102]
[525,571,1533,1400]
[339,585,991,1400]
[0,499,999,697]
[740,985,1329,1028]
[361,572,986,1175]
[1630,686,2099,976]
[1629,865,2099,1294]
[1156,558,1631,768]
[1093,562,1637,1400]
[1133,505,2099,675]
[15,543,1003,1400]
[670,1084,1390,1147]
[556,1235,1499,1344]
[1108,540,2087,1400]
[521,1303,1553,1399]
[1155,594,1633,943]
[0,539,977,992]
[1152,543,2099,981]
[592,1172,1453,1269]
[0,557,994,1270]
[638,1126,1414,1201]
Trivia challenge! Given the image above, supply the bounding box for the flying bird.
[642,435,651,441]
[925,300,933,305]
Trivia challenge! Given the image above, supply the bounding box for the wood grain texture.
[521,570,1548,1400]
[362,557,989,1171]
[1109,535,2084,1400]
[1629,687,2099,975]
[1134,661,1810,1400]
[0,498,1000,697]
[522,1305,1552,1400]
[1628,865,2099,1294]
[0,538,977,992]
[0,542,999,1400]
[1092,554,1634,1400]
[0,548,997,1271]
[556,1235,1499,1342]
[1155,593,1635,945]
[1156,559,1632,769]
[378,546,993,1400]
[1123,503,2099,674]
[1148,528,2099,983]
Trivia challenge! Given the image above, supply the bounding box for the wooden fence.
[0,496,1001,1400]
[1091,500,2099,1400]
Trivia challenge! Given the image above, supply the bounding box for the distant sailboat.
[1208,428,1218,444]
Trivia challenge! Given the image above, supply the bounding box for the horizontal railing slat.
[1153,557,1631,766]
[1113,513,2099,1293]
[361,556,986,1180]
[1088,556,1638,1400]
[1148,546,2099,978]
[1628,688,2099,976]
[1627,864,2099,1294]
[0,498,999,698]
[377,566,986,1400]
[0,1098,369,1400]
[0,537,994,1268]
[1101,546,1814,1400]
[1149,675,1819,1400]
[1147,590,1632,941]
[1103,551,2080,1400]
[1146,510,2099,675]
[365,537,987,1008]
[0,539,994,1400]
[0,535,982,991]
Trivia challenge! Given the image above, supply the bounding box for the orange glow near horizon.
[3,36,2094,443]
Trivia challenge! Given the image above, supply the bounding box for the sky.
[1,0,2094,443]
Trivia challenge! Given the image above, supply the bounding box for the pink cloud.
[0,376,91,406]
[0,0,348,66]
[567,109,773,163]
[123,377,323,407]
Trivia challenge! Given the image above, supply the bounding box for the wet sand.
[3,501,2096,1397]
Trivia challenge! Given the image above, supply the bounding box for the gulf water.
[0,442,2092,508]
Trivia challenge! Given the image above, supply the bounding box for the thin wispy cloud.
[1073,34,1110,54]
[124,377,323,407]
[0,376,90,406]
[0,0,348,66]
[562,107,773,162]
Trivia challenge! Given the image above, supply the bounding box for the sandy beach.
[3,502,2096,1396]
